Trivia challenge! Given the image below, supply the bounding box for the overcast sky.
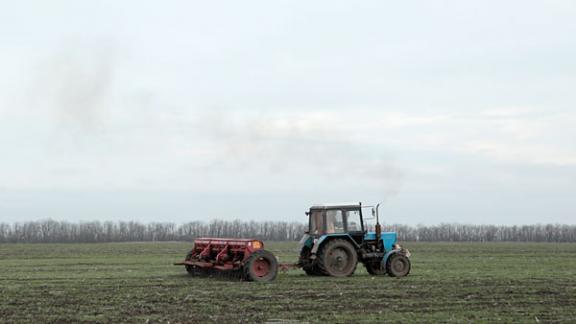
[1,1,575,225]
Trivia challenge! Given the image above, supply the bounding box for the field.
[1,241,575,323]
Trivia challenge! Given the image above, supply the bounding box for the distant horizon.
[2,189,575,226]
[3,219,576,227]
[2,212,575,227]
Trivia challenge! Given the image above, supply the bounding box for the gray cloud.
[29,42,116,130]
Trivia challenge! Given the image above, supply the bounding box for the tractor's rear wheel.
[386,254,411,277]
[303,266,323,276]
[300,246,324,276]
[317,239,358,277]
[243,249,278,282]
[365,261,387,275]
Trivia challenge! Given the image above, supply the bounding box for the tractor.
[297,202,411,277]
[175,202,410,281]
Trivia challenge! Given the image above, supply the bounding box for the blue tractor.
[298,202,411,277]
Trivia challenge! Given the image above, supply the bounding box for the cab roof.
[309,202,362,210]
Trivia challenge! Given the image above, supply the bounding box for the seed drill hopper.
[174,238,278,281]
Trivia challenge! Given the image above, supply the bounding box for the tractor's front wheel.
[317,239,358,277]
[243,249,278,282]
[386,254,411,277]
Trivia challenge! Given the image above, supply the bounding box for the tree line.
[0,220,306,243]
[0,220,575,243]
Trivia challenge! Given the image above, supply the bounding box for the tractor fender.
[311,234,360,255]
[382,248,411,266]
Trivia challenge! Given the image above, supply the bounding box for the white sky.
[1,1,575,225]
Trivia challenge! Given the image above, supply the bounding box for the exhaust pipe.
[374,202,382,251]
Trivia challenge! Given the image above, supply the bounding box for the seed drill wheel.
[365,261,387,275]
[386,254,411,277]
[185,265,199,275]
[243,249,278,282]
[318,239,358,277]
[184,252,201,275]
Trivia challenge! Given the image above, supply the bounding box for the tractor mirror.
[371,208,376,217]
[305,211,310,216]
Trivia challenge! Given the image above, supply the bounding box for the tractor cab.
[307,203,365,245]
[299,202,411,277]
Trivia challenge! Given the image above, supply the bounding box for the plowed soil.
[1,242,575,323]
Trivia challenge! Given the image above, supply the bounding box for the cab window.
[326,210,344,233]
[345,210,362,232]
[309,210,324,234]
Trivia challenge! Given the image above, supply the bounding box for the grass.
[0,241,575,323]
